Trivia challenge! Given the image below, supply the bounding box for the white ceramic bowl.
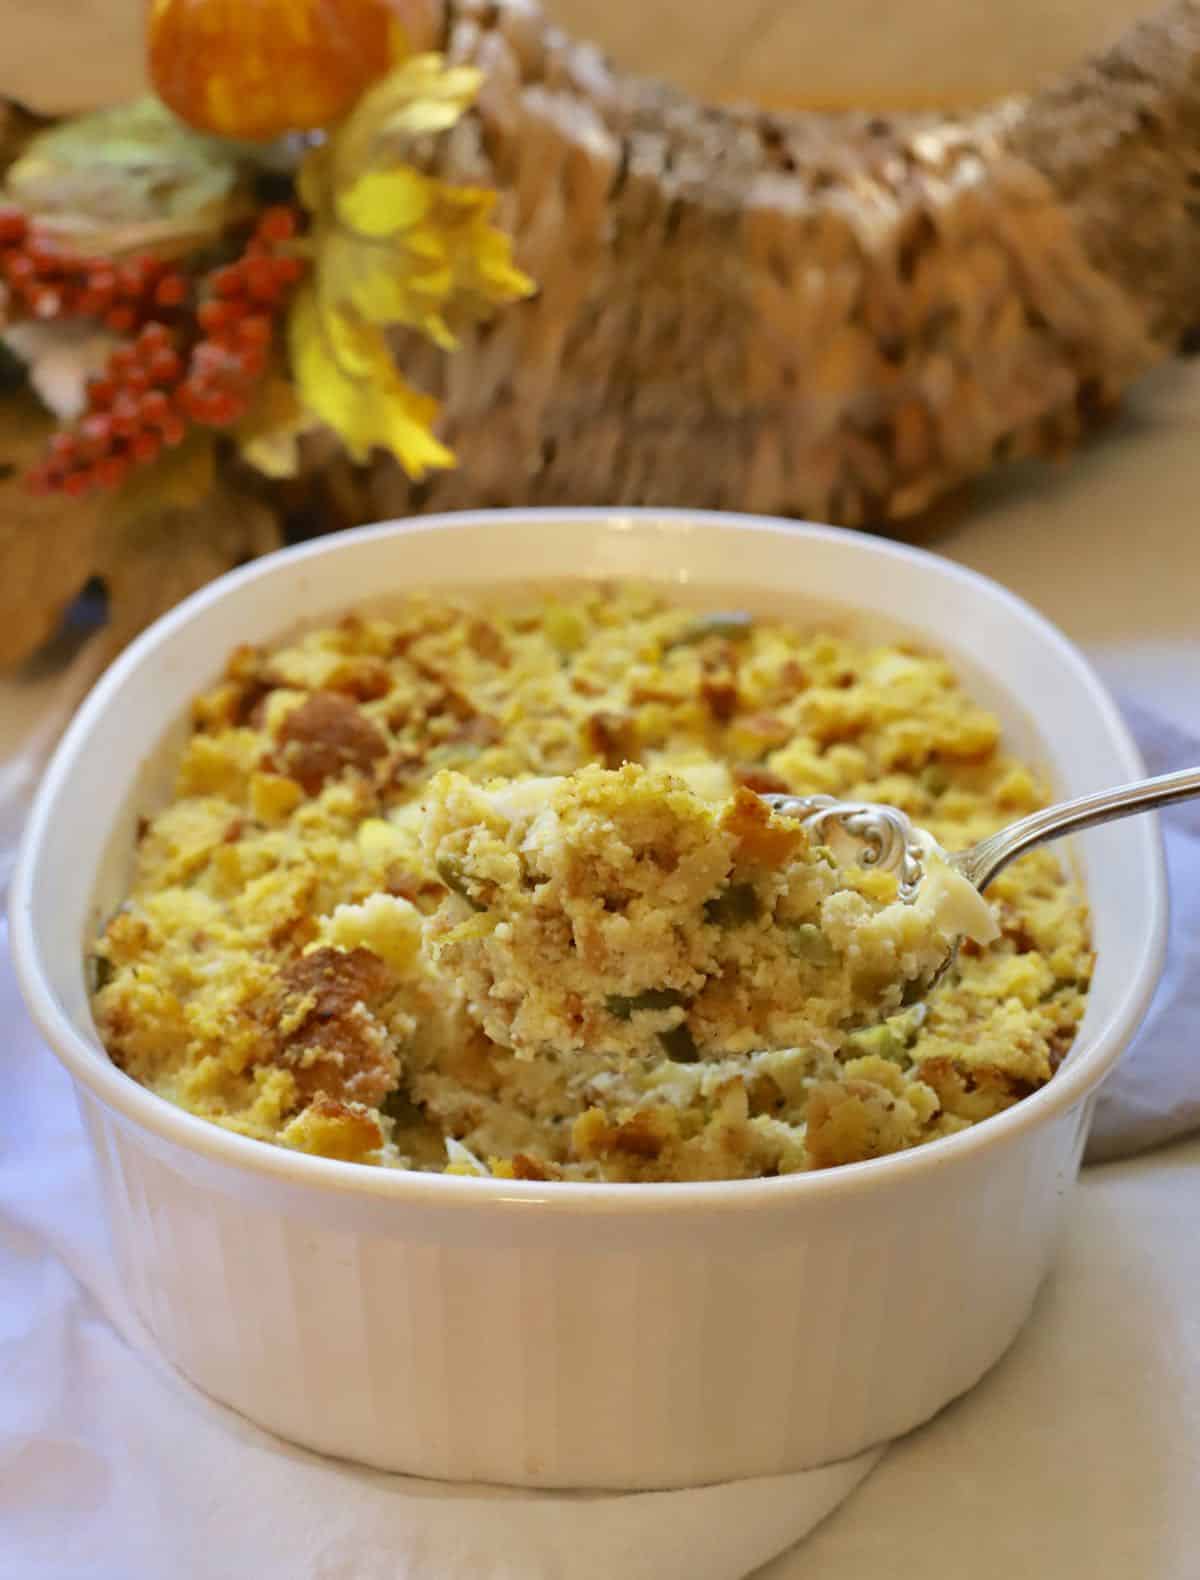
[10,510,1167,1491]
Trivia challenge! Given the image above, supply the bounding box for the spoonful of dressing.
[762,761,1200,1002]
[421,763,999,1064]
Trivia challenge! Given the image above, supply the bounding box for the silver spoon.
[763,763,1200,993]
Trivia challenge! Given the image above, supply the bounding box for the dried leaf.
[2,322,121,420]
[99,477,281,652]
[0,394,281,671]
[0,394,107,667]
[107,433,217,530]
[4,96,246,250]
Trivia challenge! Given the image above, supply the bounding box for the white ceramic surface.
[8,510,1168,1490]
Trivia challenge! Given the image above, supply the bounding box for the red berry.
[86,266,116,299]
[272,255,305,286]
[189,342,227,377]
[244,256,281,305]
[236,314,272,348]
[48,432,78,464]
[148,346,183,385]
[186,393,218,426]
[116,261,148,299]
[87,377,117,410]
[155,272,189,308]
[95,455,131,491]
[63,470,92,498]
[138,321,172,352]
[27,237,65,275]
[0,208,28,245]
[256,206,298,244]
[3,253,34,284]
[105,306,136,334]
[139,389,171,426]
[161,413,187,446]
[238,345,267,380]
[79,413,113,453]
[110,396,141,439]
[211,265,244,299]
[131,430,162,465]
[198,299,239,334]
[109,345,137,375]
[124,366,151,395]
[176,382,202,419]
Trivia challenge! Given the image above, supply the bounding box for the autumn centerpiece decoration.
[4,0,1200,667]
[0,0,532,665]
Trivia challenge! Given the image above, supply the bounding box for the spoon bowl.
[765,762,1200,1002]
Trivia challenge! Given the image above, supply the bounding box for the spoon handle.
[954,764,1200,891]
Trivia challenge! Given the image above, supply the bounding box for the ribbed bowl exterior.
[81,1087,1094,1488]
[12,511,1166,1491]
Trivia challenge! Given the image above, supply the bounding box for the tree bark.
[352,0,1200,529]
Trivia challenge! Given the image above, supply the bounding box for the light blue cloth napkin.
[1086,697,1200,1162]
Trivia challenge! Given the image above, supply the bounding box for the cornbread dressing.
[421,764,996,1059]
[91,586,1093,1181]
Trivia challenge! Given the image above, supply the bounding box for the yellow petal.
[288,52,532,482]
[352,257,452,337]
[290,285,453,479]
[316,281,378,377]
[336,166,432,237]
[320,225,451,338]
[329,56,481,188]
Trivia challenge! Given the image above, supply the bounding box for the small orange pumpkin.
[148,0,394,141]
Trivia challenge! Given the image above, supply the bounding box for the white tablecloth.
[3,360,1199,1578]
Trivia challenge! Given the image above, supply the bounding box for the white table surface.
[766,360,1200,1577]
[2,359,1198,1578]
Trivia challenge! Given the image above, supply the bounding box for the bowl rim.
[8,507,1169,1217]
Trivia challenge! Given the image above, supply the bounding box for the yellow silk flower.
[290,53,534,479]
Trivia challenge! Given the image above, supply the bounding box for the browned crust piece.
[263,946,400,1108]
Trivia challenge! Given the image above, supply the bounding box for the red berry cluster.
[179,206,304,427]
[28,323,187,496]
[26,207,306,497]
[0,207,190,331]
